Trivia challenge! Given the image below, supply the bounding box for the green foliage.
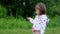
[0,17,32,29]
[0,0,60,34]
[0,16,60,29]
[0,0,60,18]
[48,15,60,27]
[0,0,59,30]
[0,5,7,17]
[0,16,60,34]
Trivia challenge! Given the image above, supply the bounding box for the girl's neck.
[37,14,41,16]
[37,14,45,16]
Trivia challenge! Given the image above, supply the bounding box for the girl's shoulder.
[35,14,48,19]
[41,14,47,17]
[41,14,48,19]
[41,14,49,21]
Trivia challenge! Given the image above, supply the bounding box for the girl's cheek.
[36,12,39,15]
[36,11,40,15]
[35,9,40,15]
[36,11,38,14]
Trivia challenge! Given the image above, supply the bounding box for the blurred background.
[0,0,60,34]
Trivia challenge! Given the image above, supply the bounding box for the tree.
[0,0,60,18]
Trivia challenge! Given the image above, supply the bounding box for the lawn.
[0,27,60,34]
[0,16,60,34]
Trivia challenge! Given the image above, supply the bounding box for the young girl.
[27,3,49,34]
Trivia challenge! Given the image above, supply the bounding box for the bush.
[0,17,32,29]
[0,5,7,17]
[47,15,60,28]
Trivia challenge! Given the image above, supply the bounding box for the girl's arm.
[27,17,35,24]
[27,17,33,23]
[27,17,39,24]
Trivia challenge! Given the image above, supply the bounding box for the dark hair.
[35,3,46,15]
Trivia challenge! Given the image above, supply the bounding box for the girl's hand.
[27,17,31,20]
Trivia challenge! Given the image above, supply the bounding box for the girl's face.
[35,8,41,15]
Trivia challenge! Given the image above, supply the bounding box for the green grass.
[45,27,60,34]
[0,16,60,34]
[0,28,32,34]
[0,27,60,34]
[0,17,32,29]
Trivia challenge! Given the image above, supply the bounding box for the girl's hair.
[35,3,46,15]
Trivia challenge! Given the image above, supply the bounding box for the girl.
[27,3,49,34]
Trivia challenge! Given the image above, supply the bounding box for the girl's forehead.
[35,5,40,9]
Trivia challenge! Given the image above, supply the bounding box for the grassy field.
[0,27,60,34]
[0,16,60,34]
